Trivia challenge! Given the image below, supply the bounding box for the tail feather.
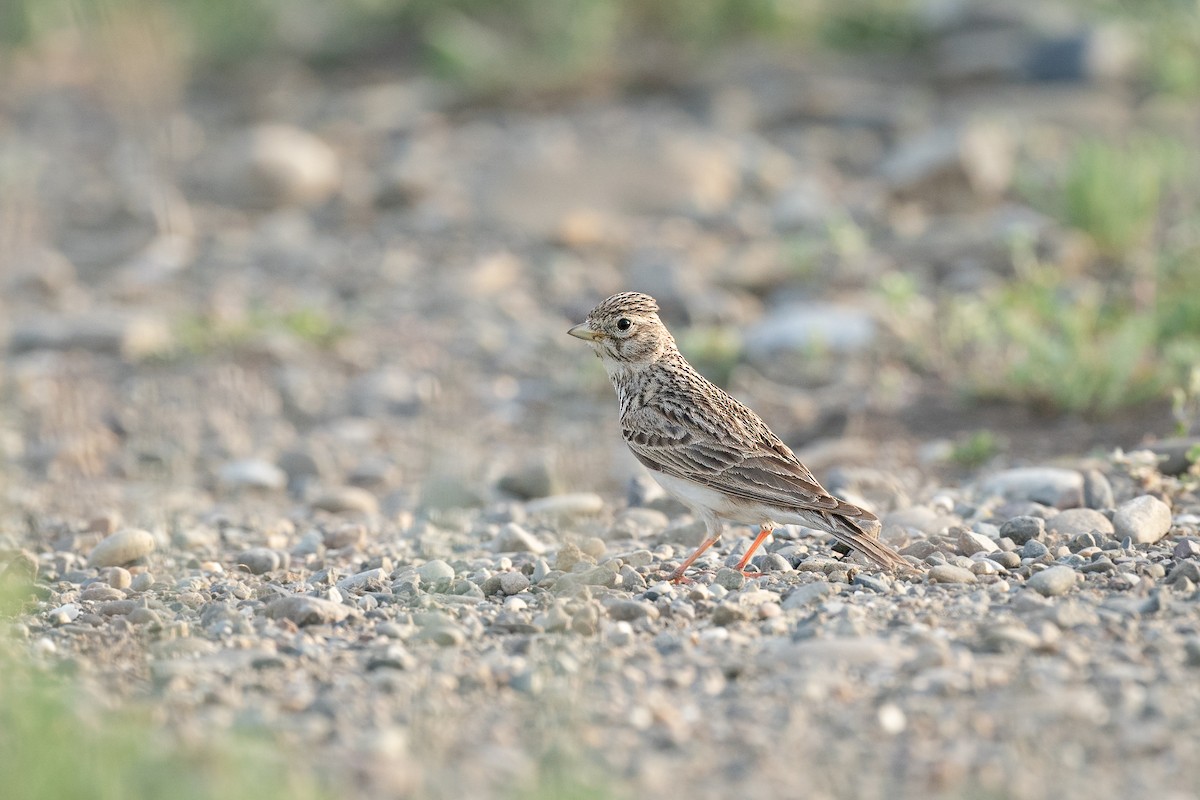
[827,514,913,572]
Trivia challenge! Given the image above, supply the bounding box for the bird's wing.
[621,404,868,519]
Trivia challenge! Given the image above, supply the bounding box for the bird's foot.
[667,569,695,584]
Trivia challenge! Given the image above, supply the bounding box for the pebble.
[129,572,155,592]
[1027,566,1078,597]
[1112,495,1173,544]
[957,528,998,556]
[607,600,659,622]
[979,467,1084,508]
[417,560,455,584]
[492,523,547,554]
[218,459,287,491]
[1020,539,1050,560]
[267,596,353,626]
[105,567,132,589]
[1049,508,1115,538]
[87,529,156,568]
[714,568,746,591]
[999,516,1045,545]
[1082,469,1115,509]
[782,582,837,609]
[214,124,341,208]
[525,493,605,520]
[48,603,80,625]
[311,487,379,515]
[497,571,531,596]
[927,564,977,584]
[237,548,284,575]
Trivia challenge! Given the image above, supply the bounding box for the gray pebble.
[237,548,284,575]
[1027,565,1077,597]
[999,516,1045,545]
[498,571,531,595]
[1082,469,1114,509]
[87,529,156,568]
[957,528,999,556]
[1112,495,1173,544]
[711,603,747,626]
[1021,539,1050,560]
[492,523,546,554]
[129,572,155,592]
[714,567,746,591]
[266,595,353,626]
[927,564,977,584]
[48,603,80,625]
[782,582,837,609]
[525,492,605,519]
[607,600,659,621]
[851,574,891,593]
[1049,508,1115,538]
[311,487,379,515]
[980,467,1084,508]
[218,459,287,491]
[417,560,455,583]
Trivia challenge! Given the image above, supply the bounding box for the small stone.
[554,543,589,572]
[9,313,172,360]
[980,467,1084,509]
[322,524,366,549]
[1049,508,1115,538]
[852,574,891,593]
[127,607,162,626]
[266,595,352,626]
[492,523,546,554]
[957,528,999,556]
[130,572,155,592]
[1021,539,1050,560]
[104,567,132,590]
[1027,566,1077,597]
[417,560,455,584]
[218,459,287,491]
[80,586,124,602]
[525,493,605,520]
[1082,469,1115,509]
[1112,495,1172,545]
[237,548,284,575]
[1173,539,1200,559]
[49,603,80,625]
[999,516,1045,545]
[927,564,977,584]
[782,582,837,609]
[712,603,747,626]
[607,600,659,622]
[311,487,379,515]
[881,121,1013,203]
[418,624,467,646]
[335,568,388,593]
[992,551,1021,569]
[87,529,156,568]
[714,568,746,591]
[498,571,531,596]
[212,124,341,208]
[497,461,559,500]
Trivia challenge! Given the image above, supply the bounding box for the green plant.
[950,430,1003,469]
[0,647,331,800]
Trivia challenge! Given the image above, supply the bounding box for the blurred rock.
[1113,495,1172,545]
[979,467,1083,508]
[1048,508,1114,538]
[1145,438,1200,476]
[743,303,876,359]
[88,529,156,568]
[218,459,287,491]
[881,122,1013,206]
[211,124,341,209]
[9,313,172,360]
[311,487,379,516]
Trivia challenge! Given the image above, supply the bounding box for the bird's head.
[568,292,676,370]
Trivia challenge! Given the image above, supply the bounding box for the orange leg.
[668,534,722,583]
[733,525,774,576]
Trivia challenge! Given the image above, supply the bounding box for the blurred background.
[2,0,1200,513]
[3,1,1200,798]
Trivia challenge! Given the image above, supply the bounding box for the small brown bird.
[569,291,908,582]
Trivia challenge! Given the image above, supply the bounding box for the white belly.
[649,470,764,524]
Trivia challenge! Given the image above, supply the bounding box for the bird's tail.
[827,513,914,572]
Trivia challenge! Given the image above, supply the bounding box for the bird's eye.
[616,318,632,331]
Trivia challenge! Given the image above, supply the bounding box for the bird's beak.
[568,322,602,341]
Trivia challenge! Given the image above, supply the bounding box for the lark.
[569,291,909,582]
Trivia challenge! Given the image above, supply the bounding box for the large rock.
[1113,495,1173,544]
[979,467,1084,509]
[88,529,156,568]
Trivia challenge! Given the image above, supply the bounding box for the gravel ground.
[3,6,1200,799]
